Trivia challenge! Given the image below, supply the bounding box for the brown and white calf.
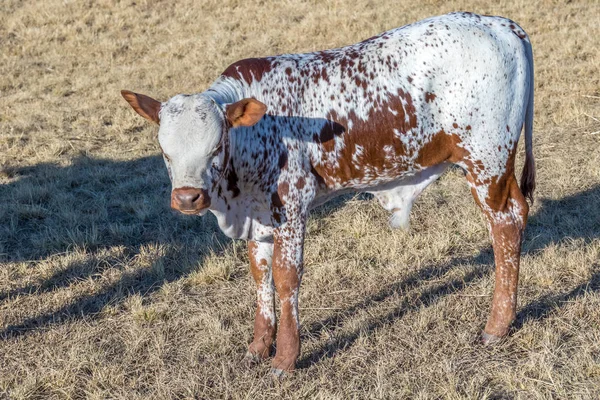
[122,12,535,375]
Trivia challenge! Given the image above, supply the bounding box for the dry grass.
[1,0,599,398]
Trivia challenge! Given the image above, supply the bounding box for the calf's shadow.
[1,155,598,361]
[0,155,231,338]
[299,184,600,366]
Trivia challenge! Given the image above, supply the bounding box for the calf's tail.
[520,40,535,203]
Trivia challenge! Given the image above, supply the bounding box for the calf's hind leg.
[467,172,529,344]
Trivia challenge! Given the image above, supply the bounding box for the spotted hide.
[122,12,535,375]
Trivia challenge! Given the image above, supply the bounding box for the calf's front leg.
[246,240,276,362]
[270,215,307,375]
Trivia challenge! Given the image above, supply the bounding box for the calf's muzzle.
[171,187,211,214]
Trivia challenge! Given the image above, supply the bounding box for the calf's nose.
[175,190,200,207]
[171,187,210,212]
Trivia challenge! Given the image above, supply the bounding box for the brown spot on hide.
[315,120,346,146]
[271,192,284,209]
[415,130,468,165]
[278,181,289,200]
[278,151,288,170]
[311,88,429,187]
[226,167,240,198]
[222,58,274,84]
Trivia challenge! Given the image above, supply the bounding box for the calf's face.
[121,90,266,215]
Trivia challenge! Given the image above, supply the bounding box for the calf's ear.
[226,98,267,127]
[121,90,161,124]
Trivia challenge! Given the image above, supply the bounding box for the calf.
[122,12,535,375]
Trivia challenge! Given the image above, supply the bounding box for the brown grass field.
[1,0,599,398]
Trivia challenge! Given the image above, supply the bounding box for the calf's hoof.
[481,330,503,346]
[245,340,272,366]
[389,211,410,230]
[271,368,288,379]
[271,355,296,377]
[244,351,266,367]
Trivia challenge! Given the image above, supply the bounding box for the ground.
[1,0,599,398]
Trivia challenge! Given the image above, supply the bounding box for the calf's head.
[121,90,267,215]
